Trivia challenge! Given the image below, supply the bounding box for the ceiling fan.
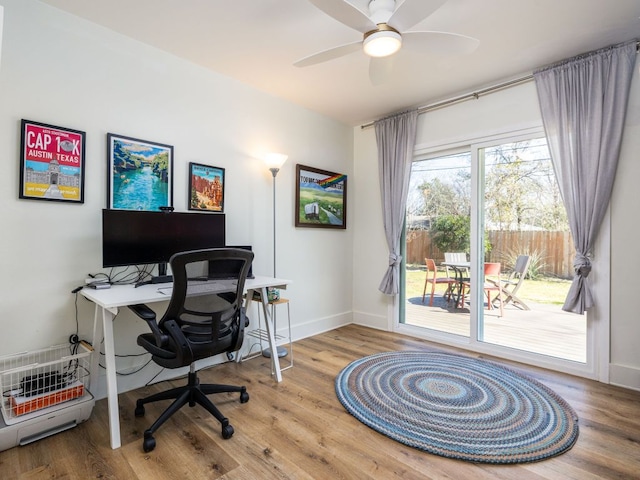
[294,0,479,85]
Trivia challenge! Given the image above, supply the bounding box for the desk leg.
[88,305,102,399]
[101,306,122,449]
[258,288,283,383]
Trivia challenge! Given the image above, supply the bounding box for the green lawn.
[405,268,571,305]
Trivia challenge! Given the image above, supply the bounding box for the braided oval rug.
[335,351,579,464]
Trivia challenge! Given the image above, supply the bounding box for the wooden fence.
[406,230,575,278]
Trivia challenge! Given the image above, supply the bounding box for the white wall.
[353,70,640,391]
[0,0,353,396]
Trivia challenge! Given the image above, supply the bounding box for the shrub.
[430,215,492,256]
[496,246,547,280]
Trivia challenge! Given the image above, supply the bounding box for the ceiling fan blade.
[294,41,363,67]
[402,31,480,55]
[369,56,395,86]
[307,0,376,33]
[387,0,447,32]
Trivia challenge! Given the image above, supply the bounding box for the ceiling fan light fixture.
[363,28,402,58]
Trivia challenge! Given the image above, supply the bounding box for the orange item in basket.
[10,381,84,416]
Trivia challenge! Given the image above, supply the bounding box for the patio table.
[442,261,470,307]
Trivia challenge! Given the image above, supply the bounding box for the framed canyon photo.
[295,164,347,229]
[188,162,225,212]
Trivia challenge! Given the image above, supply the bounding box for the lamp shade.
[263,152,288,170]
[363,30,402,58]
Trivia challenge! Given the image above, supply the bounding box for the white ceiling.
[40,0,640,126]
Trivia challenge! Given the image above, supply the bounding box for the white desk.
[80,275,291,449]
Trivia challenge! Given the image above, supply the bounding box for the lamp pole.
[269,167,279,278]
[262,153,288,359]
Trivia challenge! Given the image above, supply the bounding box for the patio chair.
[460,262,504,316]
[422,258,456,306]
[444,252,469,278]
[495,255,531,310]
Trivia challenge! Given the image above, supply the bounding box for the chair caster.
[222,424,234,439]
[134,402,145,417]
[240,390,249,403]
[143,432,156,452]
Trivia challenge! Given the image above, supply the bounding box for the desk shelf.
[242,297,293,372]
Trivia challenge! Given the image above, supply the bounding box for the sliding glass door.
[404,150,471,337]
[402,130,590,375]
[476,138,586,363]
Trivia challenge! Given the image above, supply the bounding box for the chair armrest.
[129,303,155,320]
[128,303,169,348]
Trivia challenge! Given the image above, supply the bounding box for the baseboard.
[609,363,640,392]
[289,311,352,342]
[352,310,388,331]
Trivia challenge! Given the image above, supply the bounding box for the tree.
[430,215,470,252]
[430,215,492,255]
[419,178,459,218]
[484,142,568,231]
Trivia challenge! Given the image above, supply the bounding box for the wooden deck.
[405,294,586,362]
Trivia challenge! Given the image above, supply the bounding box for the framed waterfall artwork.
[295,164,347,229]
[107,133,173,211]
[19,119,86,203]
[188,162,225,212]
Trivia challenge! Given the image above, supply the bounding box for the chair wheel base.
[222,424,234,439]
[240,390,249,403]
[143,432,156,452]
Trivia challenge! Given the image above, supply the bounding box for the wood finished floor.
[1,324,639,479]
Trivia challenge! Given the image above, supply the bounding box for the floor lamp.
[262,152,288,358]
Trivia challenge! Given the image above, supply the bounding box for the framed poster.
[19,119,86,203]
[188,162,225,212]
[107,133,173,211]
[295,164,347,229]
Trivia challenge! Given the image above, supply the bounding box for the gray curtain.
[533,41,636,314]
[375,110,419,295]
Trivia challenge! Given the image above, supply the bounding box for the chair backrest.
[504,255,531,286]
[513,255,531,277]
[425,258,437,280]
[158,248,254,367]
[484,262,501,277]
[445,252,467,263]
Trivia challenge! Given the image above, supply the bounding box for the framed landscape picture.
[107,133,173,211]
[188,162,225,212]
[19,119,86,203]
[295,164,347,229]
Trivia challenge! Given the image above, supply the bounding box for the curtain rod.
[360,40,639,130]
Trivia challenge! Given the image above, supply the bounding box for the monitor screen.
[209,245,254,279]
[102,209,226,268]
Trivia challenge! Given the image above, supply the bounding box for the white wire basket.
[0,343,92,425]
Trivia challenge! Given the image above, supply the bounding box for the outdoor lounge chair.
[495,255,531,310]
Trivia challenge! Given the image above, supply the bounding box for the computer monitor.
[102,209,226,283]
[208,245,254,280]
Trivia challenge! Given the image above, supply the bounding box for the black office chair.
[128,248,254,452]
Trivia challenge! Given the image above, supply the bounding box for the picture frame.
[19,119,86,203]
[107,133,173,211]
[295,164,347,229]
[188,162,225,212]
